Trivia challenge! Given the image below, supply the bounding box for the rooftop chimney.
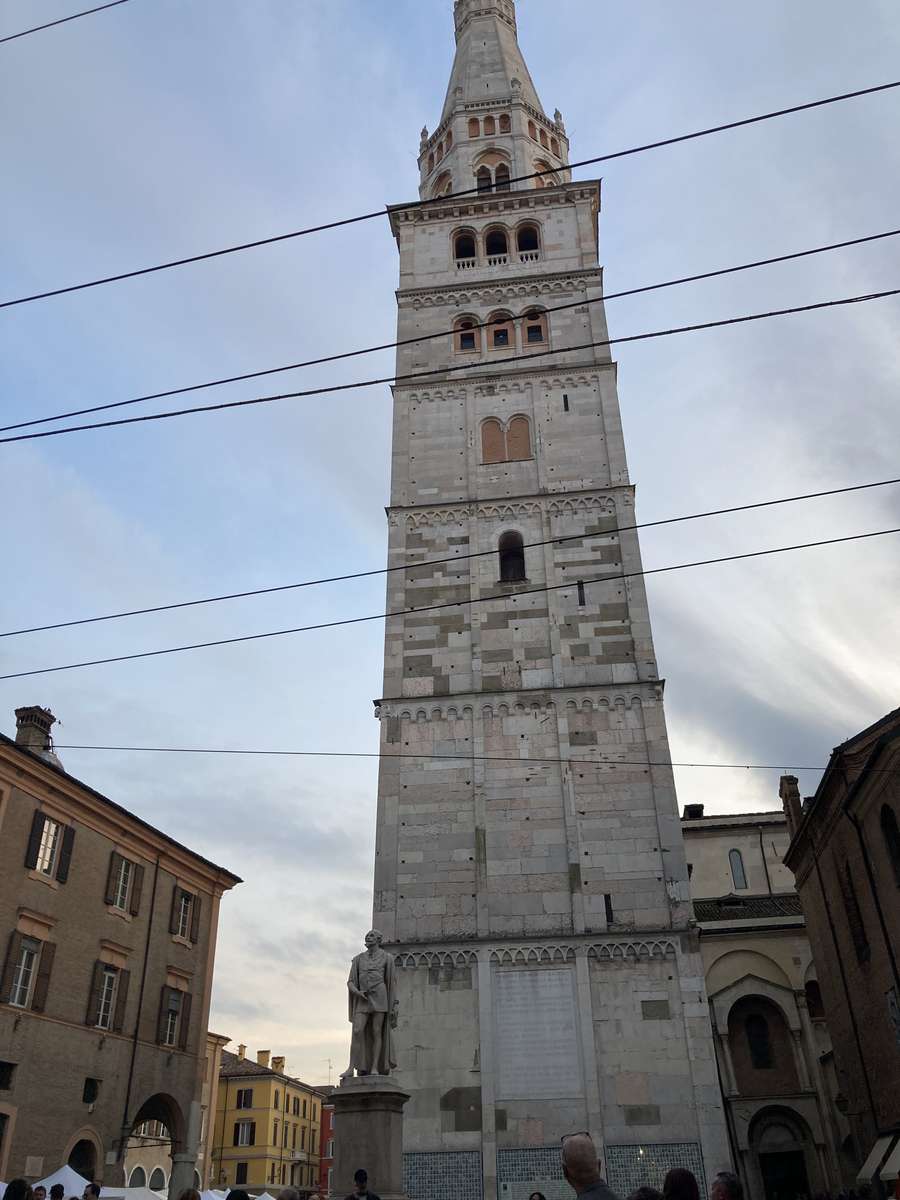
[15,706,63,768]
[683,803,705,820]
[257,1049,270,1068]
[779,775,802,836]
[272,1056,285,1074]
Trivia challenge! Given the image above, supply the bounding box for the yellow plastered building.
[211,1046,324,1193]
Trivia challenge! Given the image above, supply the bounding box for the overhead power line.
[0,0,132,44]
[2,78,898,309]
[3,286,898,444]
[50,743,837,774]
[0,526,896,682]
[4,226,898,435]
[1,475,897,640]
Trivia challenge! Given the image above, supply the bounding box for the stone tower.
[372,4,730,1199]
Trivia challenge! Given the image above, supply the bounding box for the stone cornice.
[388,180,601,235]
[393,359,615,397]
[374,680,667,716]
[391,934,681,967]
[397,267,602,305]
[384,482,634,517]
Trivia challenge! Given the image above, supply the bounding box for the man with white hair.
[561,1133,621,1200]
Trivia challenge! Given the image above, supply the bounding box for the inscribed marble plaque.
[493,966,583,1099]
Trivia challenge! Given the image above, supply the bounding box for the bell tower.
[372,7,730,1200]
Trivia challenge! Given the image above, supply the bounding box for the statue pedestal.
[332,1074,410,1200]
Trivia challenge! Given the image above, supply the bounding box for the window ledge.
[27,870,59,890]
[106,905,133,922]
[171,934,194,949]
[494,579,531,590]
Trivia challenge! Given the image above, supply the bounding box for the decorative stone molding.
[389,488,627,527]
[588,939,677,961]
[490,944,575,963]
[377,690,655,723]
[399,268,602,306]
[395,949,477,968]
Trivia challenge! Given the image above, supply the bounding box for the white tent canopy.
[35,1166,90,1195]
[100,1188,166,1200]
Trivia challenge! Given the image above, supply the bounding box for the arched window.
[453,231,476,261]
[485,228,508,259]
[539,128,549,148]
[523,309,548,344]
[841,861,870,962]
[488,312,514,349]
[729,848,748,890]
[745,1014,774,1069]
[481,418,505,464]
[499,531,526,582]
[476,166,492,193]
[528,120,537,140]
[484,115,496,136]
[517,224,540,254]
[506,415,532,460]
[551,136,560,156]
[427,152,435,173]
[455,317,480,353]
[129,1169,147,1189]
[495,163,510,192]
[148,1169,167,1192]
[805,980,825,1020]
[446,129,453,150]
[437,139,444,160]
[499,113,511,133]
[432,171,452,198]
[881,804,900,886]
[534,160,557,188]
[468,117,481,138]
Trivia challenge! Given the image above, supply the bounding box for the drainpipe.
[120,857,161,1170]
[758,825,773,894]
[709,1003,743,1182]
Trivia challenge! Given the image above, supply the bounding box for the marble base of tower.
[332,1075,411,1200]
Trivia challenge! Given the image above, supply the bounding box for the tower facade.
[372,5,730,1199]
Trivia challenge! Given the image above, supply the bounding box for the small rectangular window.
[492,327,509,347]
[82,1077,100,1104]
[526,324,544,343]
[11,938,40,1008]
[604,893,614,923]
[460,331,476,351]
[96,967,118,1030]
[177,892,192,939]
[273,1119,279,1144]
[234,1120,255,1147]
[563,393,570,412]
[274,1089,280,1110]
[113,858,132,910]
[0,1061,15,1090]
[235,1164,248,1186]
[301,1126,306,1150]
[577,581,586,606]
[36,818,62,876]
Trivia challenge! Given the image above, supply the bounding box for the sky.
[1,0,899,1086]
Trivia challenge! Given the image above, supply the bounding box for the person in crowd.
[82,1186,101,1200]
[4,1180,33,1200]
[277,1189,300,1200]
[663,1169,700,1200]
[561,1133,620,1200]
[628,1188,663,1200]
[529,1192,547,1200]
[710,1173,744,1200]
[225,1190,250,1200]
[33,1187,46,1200]
[177,1190,200,1200]
[345,1169,380,1200]
[49,1186,65,1200]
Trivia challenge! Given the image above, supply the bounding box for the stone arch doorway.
[68,1137,98,1180]
[126,1094,187,1198]
[749,1108,818,1200]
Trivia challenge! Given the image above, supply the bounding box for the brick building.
[782,707,900,1194]
[0,707,240,1193]
[683,807,854,1200]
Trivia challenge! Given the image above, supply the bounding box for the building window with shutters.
[170,885,201,944]
[233,1120,255,1147]
[25,812,75,884]
[10,937,40,1008]
[236,1088,253,1109]
[235,1164,248,1185]
[106,852,145,915]
[1,931,56,1013]
[96,967,118,1030]
[86,959,130,1031]
[158,984,192,1049]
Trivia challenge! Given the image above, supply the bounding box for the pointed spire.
[443,0,545,122]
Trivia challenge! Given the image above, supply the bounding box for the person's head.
[561,1133,601,1193]
[710,1173,744,1200]
[354,1169,369,1195]
[33,1186,47,1200]
[3,1180,34,1200]
[628,1189,663,1200]
[225,1190,251,1200]
[664,1169,700,1200]
[177,1190,201,1200]
[82,1186,101,1200]
[49,1187,65,1200]
[276,1189,300,1200]
[364,931,383,951]
[529,1193,547,1200]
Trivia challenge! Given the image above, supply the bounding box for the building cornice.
[374,678,666,714]
[388,180,601,235]
[393,358,616,395]
[384,481,634,517]
[397,266,603,305]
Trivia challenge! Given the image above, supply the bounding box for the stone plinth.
[332,1075,410,1200]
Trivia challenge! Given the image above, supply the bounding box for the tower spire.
[417,0,569,200]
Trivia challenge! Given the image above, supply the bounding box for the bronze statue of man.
[342,929,398,1078]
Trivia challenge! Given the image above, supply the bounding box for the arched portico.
[127,1093,192,1200]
